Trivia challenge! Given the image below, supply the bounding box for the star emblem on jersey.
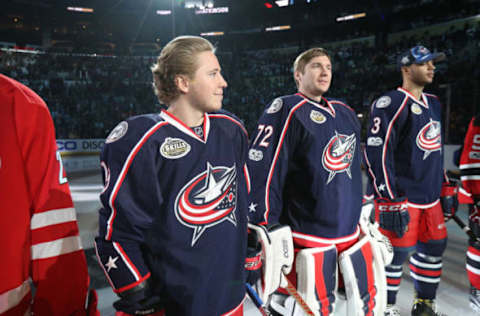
[175,162,237,246]
[322,131,356,184]
[416,119,441,160]
[105,256,119,272]
[248,202,257,213]
[378,183,386,191]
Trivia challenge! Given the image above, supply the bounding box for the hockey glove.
[245,228,262,285]
[376,197,410,238]
[114,280,164,315]
[441,182,458,222]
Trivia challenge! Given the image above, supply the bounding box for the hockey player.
[94,36,251,316]
[364,45,451,316]
[0,74,98,315]
[247,47,392,316]
[458,115,480,314]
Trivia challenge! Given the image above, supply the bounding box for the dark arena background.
[1,0,479,314]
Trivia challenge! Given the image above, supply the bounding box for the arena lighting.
[67,7,94,13]
[275,0,289,7]
[336,12,366,22]
[264,2,273,8]
[156,10,172,15]
[200,31,224,36]
[195,7,229,14]
[265,25,291,32]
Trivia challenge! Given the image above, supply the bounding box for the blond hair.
[151,36,215,104]
[293,48,331,87]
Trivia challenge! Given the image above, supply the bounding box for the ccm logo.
[378,204,408,211]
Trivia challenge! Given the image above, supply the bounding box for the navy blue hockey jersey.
[247,93,363,246]
[364,87,444,207]
[95,109,249,316]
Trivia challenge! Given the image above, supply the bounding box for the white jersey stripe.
[113,241,141,282]
[468,250,480,262]
[461,175,480,181]
[0,279,31,314]
[292,226,360,245]
[264,99,307,222]
[31,207,77,230]
[31,236,82,259]
[382,95,409,199]
[467,264,480,276]
[460,163,480,169]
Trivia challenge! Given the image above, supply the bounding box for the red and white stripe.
[244,164,251,194]
[292,226,360,248]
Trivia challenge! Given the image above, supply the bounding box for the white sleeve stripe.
[460,163,480,169]
[31,207,77,230]
[264,99,307,222]
[106,121,168,240]
[382,96,408,199]
[113,242,141,282]
[0,279,31,314]
[31,236,82,260]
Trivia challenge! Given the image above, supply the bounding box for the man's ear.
[294,70,301,84]
[175,75,190,94]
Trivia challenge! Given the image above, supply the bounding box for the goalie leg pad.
[339,235,387,316]
[296,245,338,316]
[248,224,294,303]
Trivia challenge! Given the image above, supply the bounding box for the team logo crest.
[416,119,441,160]
[106,121,128,143]
[322,131,356,184]
[411,103,423,115]
[376,96,391,108]
[310,110,327,124]
[175,163,237,246]
[160,137,191,159]
[266,98,283,114]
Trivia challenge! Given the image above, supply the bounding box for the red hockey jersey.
[460,116,480,198]
[0,74,93,315]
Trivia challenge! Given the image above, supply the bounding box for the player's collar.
[160,110,210,143]
[397,87,429,109]
[296,92,336,117]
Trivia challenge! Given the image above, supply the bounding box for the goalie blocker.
[249,204,392,316]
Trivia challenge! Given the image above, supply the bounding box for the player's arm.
[14,88,93,315]
[246,97,301,225]
[364,94,408,199]
[461,116,480,198]
[95,120,165,314]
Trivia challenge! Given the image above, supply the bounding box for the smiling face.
[295,54,332,99]
[185,51,228,113]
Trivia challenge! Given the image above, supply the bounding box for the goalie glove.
[375,197,410,238]
[248,223,294,303]
[441,182,458,222]
[113,280,164,315]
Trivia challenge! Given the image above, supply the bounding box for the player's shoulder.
[0,74,48,111]
[326,97,355,113]
[208,109,248,136]
[423,92,440,104]
[265,94,306,113]
[104,113,164,146]
[372,89,406,110]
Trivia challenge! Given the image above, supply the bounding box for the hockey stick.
[281,273,316,316]
[245,283,271,316]
[451,214,480,243]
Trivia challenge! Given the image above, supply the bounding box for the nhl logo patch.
[310,110,326,124]
[106,121,128,143]
[266,98,283,114]
[411,103,422,115]
[376,96,391,108]
[160,137,191,159]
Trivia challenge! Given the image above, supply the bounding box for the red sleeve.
[460,117,480,197]
[13,81,91,315]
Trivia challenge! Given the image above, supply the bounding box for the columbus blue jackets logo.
[322,131,356,184]
[416,119,441,160]
[175,162,237,246]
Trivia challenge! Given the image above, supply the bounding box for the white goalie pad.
[248,223,294,303]
[339,233,387,316]
[296,245,338,316]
